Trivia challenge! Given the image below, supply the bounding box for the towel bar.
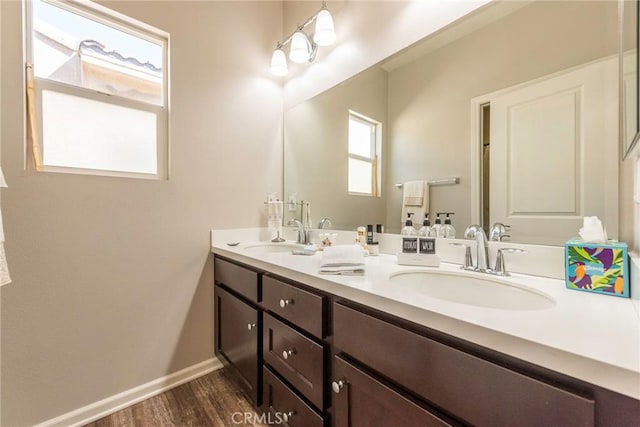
[396,177,460,188]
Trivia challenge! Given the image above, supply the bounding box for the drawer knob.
[332,379,346,394]
[247,323,256,331]
[282,411,294,423]
[279,298,293,308]
[282,349,296,360]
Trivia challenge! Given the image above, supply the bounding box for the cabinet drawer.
[333,355,455,427]
[263,366,324,427]
[262,275,325,338]
[263,313,325,410]
[214,285,261,405]
[214,257,259,303]
[333,302,595,427]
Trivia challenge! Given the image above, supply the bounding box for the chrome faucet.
[489,222,511,241]
[288,219,310,244]
[464,225,491,272]
[318,217,333,229]
[492,247,527,276]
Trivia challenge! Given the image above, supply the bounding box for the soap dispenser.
[401,213,418,253]
[442,213,456,238]
[433,213,444,238]
[418,213,436,255]
[418,213,432,238]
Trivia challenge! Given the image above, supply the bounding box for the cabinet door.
[215,284,261,405]
[332,355,455,427]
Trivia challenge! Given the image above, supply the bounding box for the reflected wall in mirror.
[622,0,639,158]
[284,0,620,245]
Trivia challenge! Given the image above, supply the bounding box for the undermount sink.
[389,270,555,311]
[242,242,304,254]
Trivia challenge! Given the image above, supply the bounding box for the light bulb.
[270,48,288,76]
[289,31,311,63]
[313,9,335,46]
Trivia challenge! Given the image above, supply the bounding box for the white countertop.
[211,229,640,400]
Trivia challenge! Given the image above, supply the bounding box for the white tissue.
[578,216,608,243]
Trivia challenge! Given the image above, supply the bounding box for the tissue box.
[565,239,629,298]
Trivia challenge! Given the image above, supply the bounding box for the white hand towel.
[402,180,425,206]
[320,245,365,267]
[303,203,312,229]
[267,201,283,232]
[401,180,429,229]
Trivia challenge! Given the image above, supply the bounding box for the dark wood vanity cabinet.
[213,255,640,427]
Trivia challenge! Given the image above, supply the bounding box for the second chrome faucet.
[462,224,526,275]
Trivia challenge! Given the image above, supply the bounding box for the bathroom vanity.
[211,231,640,426]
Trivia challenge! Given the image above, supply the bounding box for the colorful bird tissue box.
[565,238,629,298]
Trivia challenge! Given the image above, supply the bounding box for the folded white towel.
[319,265,365,276]
[320,244,365,267]
[402,180,425,206]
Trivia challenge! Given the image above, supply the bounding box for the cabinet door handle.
[279,298,293,308]
[332,378,346,394]
[247,323,256,331]
[282,349,296,360]
[282,410,295,423]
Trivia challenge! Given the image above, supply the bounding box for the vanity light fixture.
[269,1,336,76]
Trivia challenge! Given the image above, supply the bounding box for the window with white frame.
[26,0,168,178]
[348,111,381,196]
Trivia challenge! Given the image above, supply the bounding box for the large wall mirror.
[284,0,621,245]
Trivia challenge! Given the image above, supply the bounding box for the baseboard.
[35,357,223,427]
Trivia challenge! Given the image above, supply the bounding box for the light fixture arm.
[270,1,334,75]
[275,3,328,56]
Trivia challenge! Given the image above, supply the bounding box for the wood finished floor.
[84,368,267,427]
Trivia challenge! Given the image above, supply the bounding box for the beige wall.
[0,1,283,425]
[284,65,388,229]
[385,0,622,236]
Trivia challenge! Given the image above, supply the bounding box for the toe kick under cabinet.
[212,255,640,427]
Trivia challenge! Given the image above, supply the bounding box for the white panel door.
[490,57,618,244]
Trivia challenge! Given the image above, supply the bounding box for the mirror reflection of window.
[348,111,382,196]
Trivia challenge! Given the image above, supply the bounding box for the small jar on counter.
[368,242,380,256]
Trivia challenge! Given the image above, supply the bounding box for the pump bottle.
[401,213,418,253]
[417,213,432,238]
[434,213,444,238]
[442,213,456,238]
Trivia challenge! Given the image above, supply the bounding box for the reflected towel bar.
[396,177,460,188]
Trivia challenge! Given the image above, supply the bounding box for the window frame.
[25,0,170,180]
[347,110,382,197]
